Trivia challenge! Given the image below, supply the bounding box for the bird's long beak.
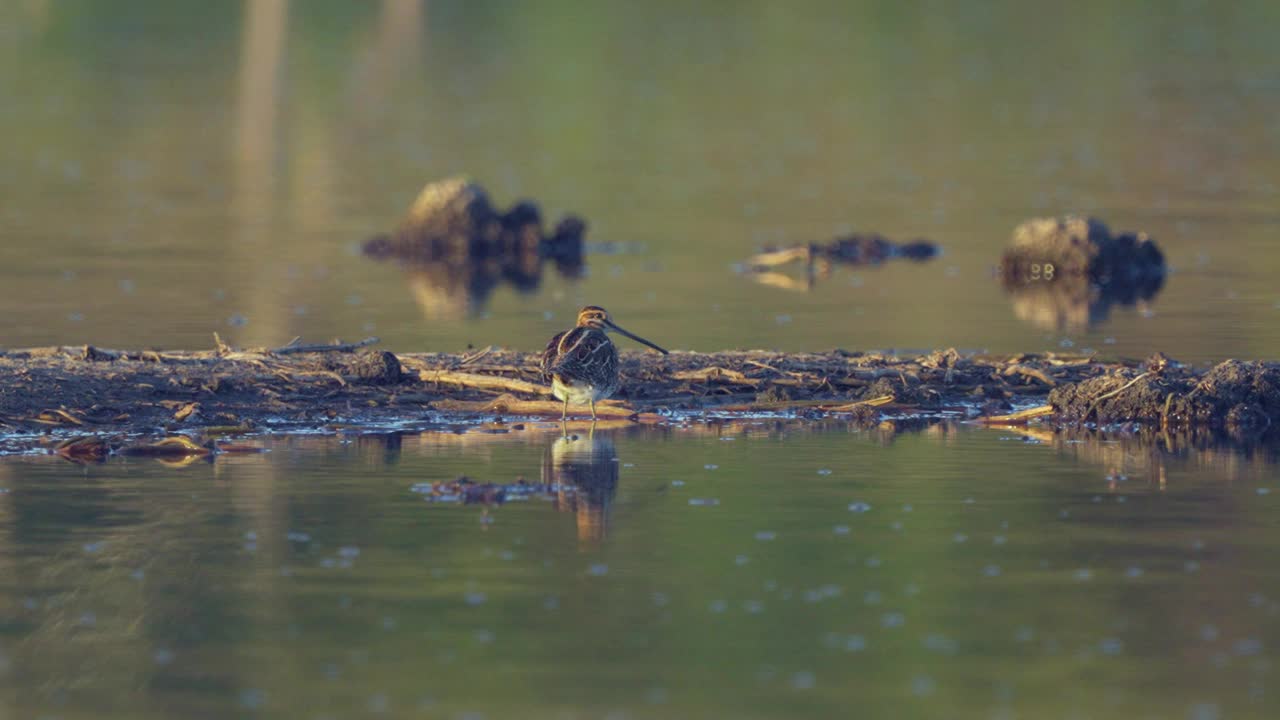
[605,320,669,354]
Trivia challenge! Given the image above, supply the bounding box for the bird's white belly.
[552,376,605,404]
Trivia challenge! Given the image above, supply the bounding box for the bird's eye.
[576,348,588,359]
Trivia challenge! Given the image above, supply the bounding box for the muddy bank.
[0,341,1276,455]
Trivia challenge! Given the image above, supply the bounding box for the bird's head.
[575,306,612,329]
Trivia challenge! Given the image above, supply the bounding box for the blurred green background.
[2,0,1279,361]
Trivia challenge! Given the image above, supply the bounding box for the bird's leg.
[561,396,568,422]
[590,397,597,421]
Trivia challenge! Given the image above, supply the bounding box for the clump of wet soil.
[1049,355,1280,433]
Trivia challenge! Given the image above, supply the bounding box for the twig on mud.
[430,395,648,420]
[1084,372,1152,422]
[825,395,895,412]
[421,370,553,396]
[459,346,496,365]
[979,405,1055,424]
[671,367,760,386]
[1003,364,1058,386]
[271,337,380,355]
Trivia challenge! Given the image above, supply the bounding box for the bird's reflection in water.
[542,429,618,543]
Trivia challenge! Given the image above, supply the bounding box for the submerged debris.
[740,232,938,291]
[999,215,1166,331]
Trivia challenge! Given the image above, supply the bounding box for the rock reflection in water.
[543,430,619,542]
[1002,273,1165,332]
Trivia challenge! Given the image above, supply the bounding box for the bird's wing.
[540,329,569,378]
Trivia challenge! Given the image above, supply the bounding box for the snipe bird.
[540,306,668,420]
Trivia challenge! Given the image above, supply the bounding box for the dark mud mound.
[1049,357,1280,433]
[999,215,1166,331]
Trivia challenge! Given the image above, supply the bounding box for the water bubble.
[1188,703,1221,720]
[743,600,765,614]
[845,635,867,652]
[651,592,669,607]
[1074,568,1094,582]
[153,648,175,665]
[1200,624,1219,642]
[848,502,872,513]
[704,464,719,470]
[645,687,669,705]
[464,592,487,606]
[543,596,560,610]
[1099,638,1124,655]
[881,612,906,628]
[1233,638,1263,656]
[790,671,815,690]
[239,688,267,709]
[671,480,685,487]
[1257,487,1271,496]
[588,563,609,576]
[82,541,105,553]
[338,546,360,559]
[983,564,1002,577]
[865,556,882,568]
[1125,566,1144,579]
[911,674,936,697]
[1184,561,1201,573]
[735,555,750,566]
[833,525,851,535]
[755,531,777,541]
[474,630,495,644]
[227,313,249,327]
[817,469,832,476]
[688,498,720,507]
[953,533,968,543]
[863,590,883,605]
[922,634,958,655]
[367,693,390,713]
[708,600,728,614]
[993,535,1007,546]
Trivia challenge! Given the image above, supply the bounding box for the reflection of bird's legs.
[590,397,597,421]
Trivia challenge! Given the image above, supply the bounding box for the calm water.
[5,3,1280,718]
[1,424,1280,719]
[2,1,1280,361]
